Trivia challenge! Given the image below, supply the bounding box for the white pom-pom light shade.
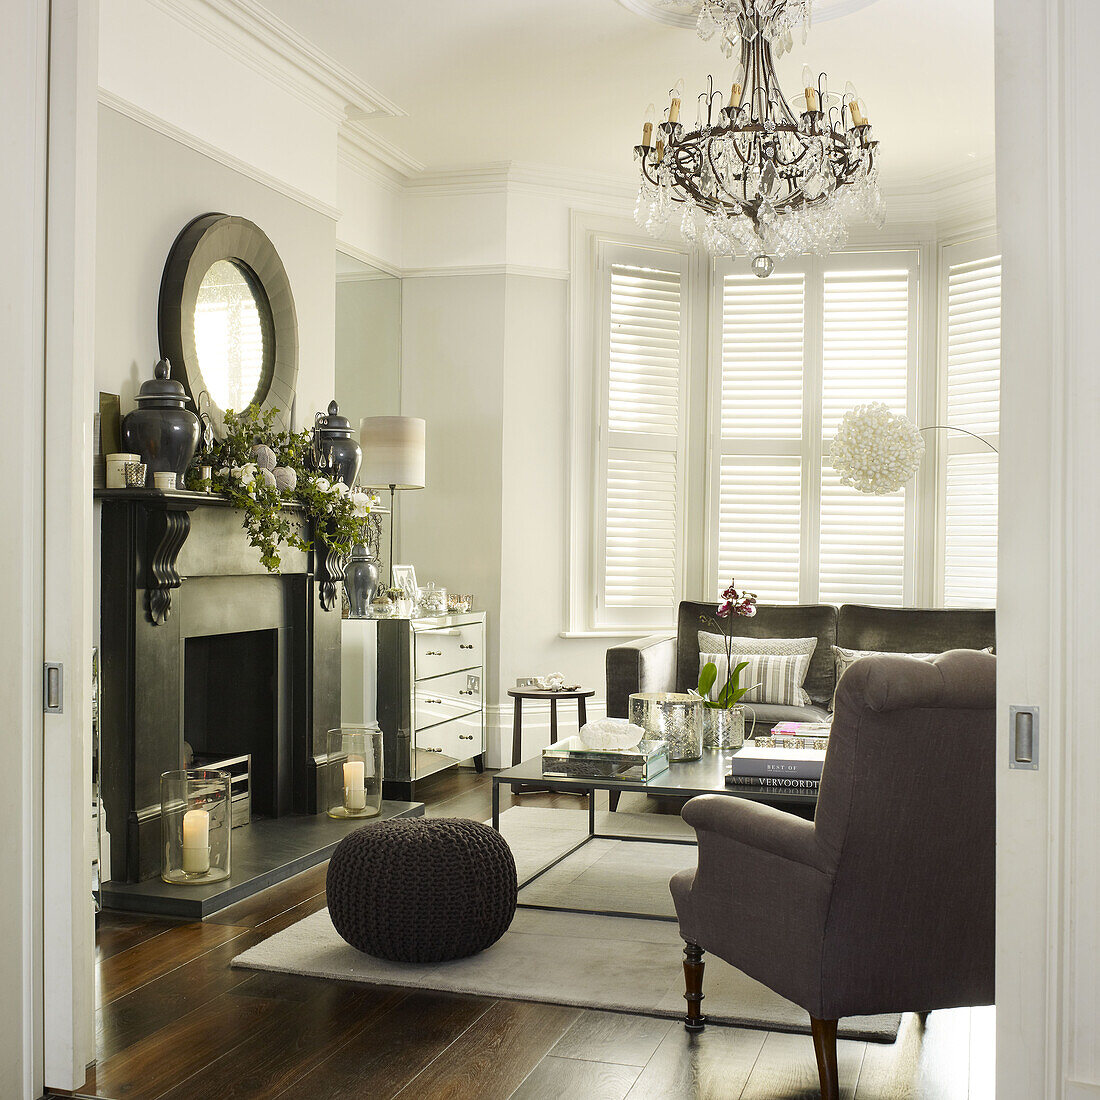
[829,402,925,495]
[359,416,425,490]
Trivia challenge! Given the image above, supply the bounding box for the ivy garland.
[185,405,373,573]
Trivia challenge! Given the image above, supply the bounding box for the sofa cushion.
[678,603,838,707]
[699,633,818,706]
[698,652,813,707]
[837,604,995,654]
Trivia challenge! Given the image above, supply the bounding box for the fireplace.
[98,493,341,882]
[184,628,282,817]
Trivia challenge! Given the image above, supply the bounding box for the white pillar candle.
[181,808,210,874]
[344,760,367,811]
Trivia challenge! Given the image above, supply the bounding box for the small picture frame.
[391,564,418,601]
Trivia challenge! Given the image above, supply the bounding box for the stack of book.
[725,721,830,793]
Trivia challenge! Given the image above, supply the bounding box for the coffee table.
[492,748,817,918]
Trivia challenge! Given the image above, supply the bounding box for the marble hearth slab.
[100,800,423,920]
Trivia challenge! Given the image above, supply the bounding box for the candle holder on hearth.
[160,769,232,885]
[327,725,384,819]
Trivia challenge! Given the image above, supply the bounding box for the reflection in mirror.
[194,259,266,411]
[335,250,401,577]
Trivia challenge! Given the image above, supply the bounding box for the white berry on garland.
[829,402,925,494]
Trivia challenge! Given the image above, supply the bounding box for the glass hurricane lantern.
[160,768,232,885]
[327,725,384,818]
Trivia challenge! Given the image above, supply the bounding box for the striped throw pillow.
[698,633,817,706]
[698,652,813,708]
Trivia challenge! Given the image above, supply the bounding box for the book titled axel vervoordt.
[728,744,826,781]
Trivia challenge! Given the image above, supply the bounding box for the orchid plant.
[697,579,759,710]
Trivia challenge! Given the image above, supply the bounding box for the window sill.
[558,629,674,640]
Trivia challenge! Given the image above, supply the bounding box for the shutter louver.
[721,274,805,439]
[820,269,911,606]
[598,257,685,621]
[718,457,802,602]
[944,255,1000,608]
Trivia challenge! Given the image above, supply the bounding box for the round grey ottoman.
[326,817,518,963]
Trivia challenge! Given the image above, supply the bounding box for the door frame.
[995,0,1100,1096]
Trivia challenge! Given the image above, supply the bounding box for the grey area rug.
[232,807,901,1042]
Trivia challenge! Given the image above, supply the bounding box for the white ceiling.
[262,0,994,191]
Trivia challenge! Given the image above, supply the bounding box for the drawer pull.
[424,698,443,705]
[459,644,474,650]
[424,746,443,753]
[459,689,476,696]
[459,734,474,741]
[425,650,442,656]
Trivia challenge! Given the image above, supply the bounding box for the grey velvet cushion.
[671,649,996,1021]
[837,604,995,654]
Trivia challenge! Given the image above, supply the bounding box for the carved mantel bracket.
[145,506,193,624]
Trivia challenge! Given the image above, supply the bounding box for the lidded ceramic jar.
[121,359,200,484]
[313,400,362,487]
[344,543,380,618]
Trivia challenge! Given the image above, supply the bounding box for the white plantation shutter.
[596,248,687,625]
[717,457,802,601]
[943,253,1001,607]
[819,268,913,605]
[715,270,806,600]
[713,255,917,605]
[721,275,805,440]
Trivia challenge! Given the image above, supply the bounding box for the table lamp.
[359,416,426,588]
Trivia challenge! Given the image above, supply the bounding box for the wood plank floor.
[59,769,993,1100]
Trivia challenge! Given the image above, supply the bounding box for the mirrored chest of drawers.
[367,612,487,801]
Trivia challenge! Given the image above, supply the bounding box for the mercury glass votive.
[629,692,703,762]
[327,725,384,818]
[160,769,231,885]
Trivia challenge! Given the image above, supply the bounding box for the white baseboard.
[483,700,606,770]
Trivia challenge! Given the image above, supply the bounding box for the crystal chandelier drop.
[689,0,815,55]
[636,0,884,277]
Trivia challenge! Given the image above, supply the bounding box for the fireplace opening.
[184,629,286,819]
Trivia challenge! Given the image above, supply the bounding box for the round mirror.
[159,213,298,437]
[194,260,270,412]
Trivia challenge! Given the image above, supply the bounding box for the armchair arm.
[605,633,677,718]
[682,794,834,874]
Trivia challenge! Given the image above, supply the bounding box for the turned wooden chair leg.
[810,1016,840,1100]
[682,943,707,1031]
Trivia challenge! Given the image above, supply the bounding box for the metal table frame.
[491,749,817,921]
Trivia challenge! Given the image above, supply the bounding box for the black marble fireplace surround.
[98,489,341,883]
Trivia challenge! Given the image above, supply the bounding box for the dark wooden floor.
[61,768,994,1100]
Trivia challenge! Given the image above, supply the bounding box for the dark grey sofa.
[606,602,996,729]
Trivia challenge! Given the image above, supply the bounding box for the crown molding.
[98,87,342,220]
[337,122,424,193]
[886,158,997,235]
[145,0,407,124]
[405,161,638,206]
[402,264,570,281]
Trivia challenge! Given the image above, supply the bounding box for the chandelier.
[689,0,815,54]
[635,0,884,277]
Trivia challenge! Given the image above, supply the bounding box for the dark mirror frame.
[158,212,299,437]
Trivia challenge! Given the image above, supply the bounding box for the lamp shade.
[359,416,425,490]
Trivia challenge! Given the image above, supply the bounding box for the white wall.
[95,103,337,423]
[335,276,402,425]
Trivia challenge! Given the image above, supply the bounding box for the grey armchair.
[669,650,996,1100]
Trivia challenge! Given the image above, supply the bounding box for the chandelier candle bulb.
[668,78,685,124]
[802,65,818,112]
[642,102,655,148]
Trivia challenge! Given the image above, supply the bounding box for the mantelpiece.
[96,488,346,884]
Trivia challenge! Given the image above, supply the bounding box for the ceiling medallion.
[634,0,884,276]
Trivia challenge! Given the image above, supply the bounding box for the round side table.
[507,687,596,767]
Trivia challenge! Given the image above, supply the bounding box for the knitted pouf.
[326,817,518,963]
